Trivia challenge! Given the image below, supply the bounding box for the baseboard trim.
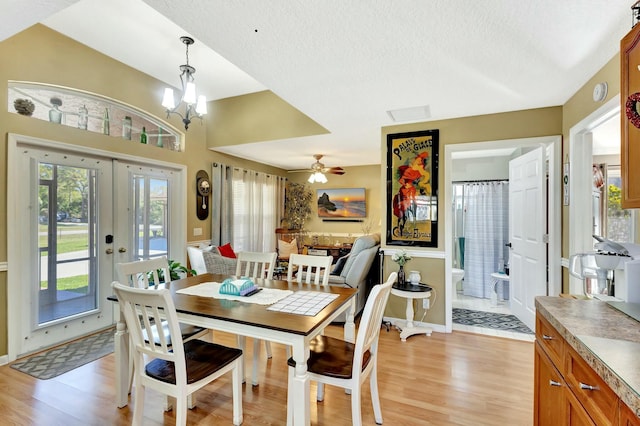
[0,354,9,366]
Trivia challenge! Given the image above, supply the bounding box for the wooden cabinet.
[621,23,640,208]
[534,312,639,425]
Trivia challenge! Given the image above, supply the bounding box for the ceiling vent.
[387,105,431,122]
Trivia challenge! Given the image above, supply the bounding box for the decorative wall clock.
[196,169,210,220]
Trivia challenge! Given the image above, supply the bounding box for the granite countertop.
[535,296,640,417]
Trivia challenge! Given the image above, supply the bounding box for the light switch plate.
[193,227,202,236]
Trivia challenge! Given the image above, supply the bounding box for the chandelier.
[161,36,207,130]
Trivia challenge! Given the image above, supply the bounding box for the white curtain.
[211,163,233,246]
[230,167,286,253]
[462,182,509,299]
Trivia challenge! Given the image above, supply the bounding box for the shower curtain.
[463,182,509,299]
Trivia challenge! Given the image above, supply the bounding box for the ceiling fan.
[289,154,345,183]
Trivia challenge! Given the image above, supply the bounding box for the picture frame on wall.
[386,129,439,247]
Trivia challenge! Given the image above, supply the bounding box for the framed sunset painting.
[317,188,366,219]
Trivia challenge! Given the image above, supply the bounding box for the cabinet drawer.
[536,313,564,368]
[564,343,618,426]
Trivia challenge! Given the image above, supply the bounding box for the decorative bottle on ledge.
[140,126,147,144]
[78,104,88,130]
[49,97,62,124]
[102,108,110,135]
[122,116,132,140]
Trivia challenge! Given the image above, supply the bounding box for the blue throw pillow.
[331,254,349,275]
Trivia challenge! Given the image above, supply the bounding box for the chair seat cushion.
[146,339,242,385]
[287,335,371,379]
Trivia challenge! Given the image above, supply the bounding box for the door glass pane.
[134,175,169,259]
[606,166,636,243]
[38,162,97,324]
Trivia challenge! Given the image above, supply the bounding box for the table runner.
[176,281,292,305]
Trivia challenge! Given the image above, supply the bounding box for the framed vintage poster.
[386,129,439,247]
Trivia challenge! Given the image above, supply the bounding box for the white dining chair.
[116,256,209,409]
[286,272,396,426]
[234,251,278,386]
[112,282,243,426]
[286,253,333,286]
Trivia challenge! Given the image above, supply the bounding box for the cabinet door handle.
[549,380,562,387]
[579,382,598,391]
[542,334,553,340]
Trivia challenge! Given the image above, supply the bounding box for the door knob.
[118,247,127,253]
[105,248,113,254]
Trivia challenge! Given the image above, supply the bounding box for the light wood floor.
[0,325,534,425]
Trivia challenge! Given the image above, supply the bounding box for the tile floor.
[452,292,535,342]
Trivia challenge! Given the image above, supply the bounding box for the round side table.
[390,282,433,341]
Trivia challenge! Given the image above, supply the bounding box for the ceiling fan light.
[162,88,175,109]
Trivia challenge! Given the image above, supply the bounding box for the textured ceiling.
[1,0,632,170]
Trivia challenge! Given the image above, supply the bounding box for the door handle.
[118,247,127,253]
[505,242,512,249]
[105,248,113,254]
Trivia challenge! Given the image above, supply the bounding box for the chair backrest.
[117,256,171,289]
[352,272,396,377]
[287,253,332,285]
[235,251,277,279]
[111,281,187,384]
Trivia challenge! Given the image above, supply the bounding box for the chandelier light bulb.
[161,88,175,109]
[184,82,197,104]
[196,95,207,115]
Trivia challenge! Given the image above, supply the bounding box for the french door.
[7,136,186,359]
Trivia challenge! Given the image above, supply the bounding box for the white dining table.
[110,273,357,426]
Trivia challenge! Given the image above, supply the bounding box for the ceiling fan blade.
[328,168,345,175]
[287,169,312,173]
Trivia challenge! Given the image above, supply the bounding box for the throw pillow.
[218,242,237,258]
[277,238,298,259]
[331,254,349,275]
[202,251,237,275]
[198,244,217,252]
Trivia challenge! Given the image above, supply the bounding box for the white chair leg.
[252,338,260,386]
[265,340,273,359]
[286,366,294,426]
[370,366,383,424]
[132,380,145,426]
[316,382,325,402]
[187,392,195,410]
[350,386,362,426]
[232,358,244,426]
[175,395,187,426]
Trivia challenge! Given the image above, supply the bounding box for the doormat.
[452,308,533,334]
[10,328,114,380]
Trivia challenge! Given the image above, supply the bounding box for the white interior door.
[509,146,547,331]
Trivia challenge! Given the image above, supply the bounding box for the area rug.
[10,328,114,380]
[452,308,533,334]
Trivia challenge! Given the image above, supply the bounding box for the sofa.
[325,233,380,322]
[187,245,237,276]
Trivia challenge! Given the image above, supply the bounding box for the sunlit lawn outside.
[39,223,90,292]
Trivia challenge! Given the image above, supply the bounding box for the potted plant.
[149,259,196,284]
